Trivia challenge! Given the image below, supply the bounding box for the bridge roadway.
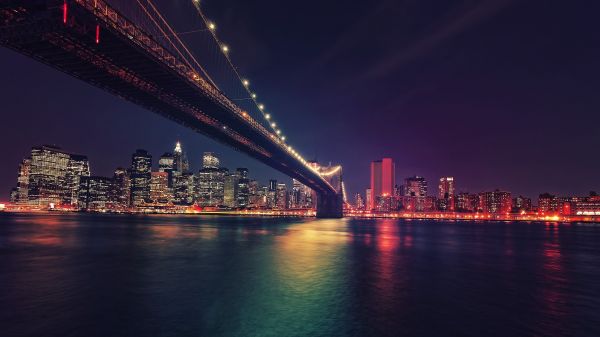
[0,0,343,217]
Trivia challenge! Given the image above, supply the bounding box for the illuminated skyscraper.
[370,158,395,210]
[78,176,112,210]
[130,149,152,207]
[111,167,130,209]
[224,171,239,208]
[276,183,287,209]
[15,158,30,204]
[173,141,189,173]
[404,176,427,211]
[236,168,249,208]
[66,154,90,206]
[438,177,455,211]
[150,171,171,203]
[355,193,365,210]
[27,145,72,207]
[197,152,226,206]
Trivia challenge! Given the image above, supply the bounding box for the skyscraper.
[370,158,395,210]
[66,154,90,206]
[404,176,428,211]
[130,149,152,207]
[78,176,112,210]
[15,158,30,204]
[276,183,287,209]
[197,152,226,206]
[267,179,277,209]
[355,193,365,210]
[173,141,189,173]
[111,167,130,209]
[150,171,171,203]
[223,171,239,208]
[27,145,72,207]
[236,168,249,208]
[438,177,455,211]
[479,190,512,214]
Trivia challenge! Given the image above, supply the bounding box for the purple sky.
[1,0,599,200]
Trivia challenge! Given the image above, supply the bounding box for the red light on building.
[63,1,68,24]
[370,158,395,211]
[95,25,100,44]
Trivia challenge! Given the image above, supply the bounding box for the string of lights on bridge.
[188,0,323,175]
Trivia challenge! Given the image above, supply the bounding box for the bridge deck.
[0,0,337,197]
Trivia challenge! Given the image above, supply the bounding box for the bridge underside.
[0,0,342,217]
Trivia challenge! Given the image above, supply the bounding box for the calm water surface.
[1,213,599,337]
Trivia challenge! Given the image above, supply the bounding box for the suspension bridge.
[0,0,344,217]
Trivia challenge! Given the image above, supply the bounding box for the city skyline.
[1,1,599,200]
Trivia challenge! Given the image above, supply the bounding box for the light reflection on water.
[1,213,600,337]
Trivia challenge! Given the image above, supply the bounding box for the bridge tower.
[309,162,344,218]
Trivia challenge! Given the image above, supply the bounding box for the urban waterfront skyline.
[4,143,599,219]
[1,1,600,201]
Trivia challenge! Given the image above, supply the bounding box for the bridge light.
[251,93,257,99]
[243,79,249,87]
[276,130,281,135]
[221,45,229,53]
[208,22,216,30]
[271,122,276,128]
[258,104,264,110]
[281,136,286,141]
[265,114,270,119]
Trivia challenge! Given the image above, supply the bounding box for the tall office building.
[355,193,365,210]
[223,172,239,208]
[267,179,277,209]
[130,149,152,207]
[14,158,31,204]
[111,167,130,209]
[27,145,72,207]
[236,168,250,208]
[66,154,90,206]
[276,183,288,209]
[158,152,175,189]
[370,158,395,210]
[173,141,189,173]
[173,172,195,205]
[197,152,226,206]
[150,171,171,203]
[404,176,428,211]
[78,176,112,210]
[438,177,455,211]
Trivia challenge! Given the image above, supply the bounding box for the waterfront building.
[78,176,112,210]
[15,158,31,204]
[438,177,455,211]
[27,145,72,207]
[197,152,226,206]
[236,168,250,208]
[224,172,239,208]
[173,172,195,205]
[111,167,130,209]
[513,195,532,212]
[267,179,277,209]
[130,149,152,207]
[158,152,175,188]
[370,158,395,210]
[479,190,512,214]
[66,154,90,206]
[538,193,559,213]
[248,179,263,208]
[456,192,479,212]
[355,193,364,210]
[365,188,372,211]
[150,171,171,204]
[276,183,288,209]
[403,176,428,211]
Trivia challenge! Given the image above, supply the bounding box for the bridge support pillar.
[316,193,343,218]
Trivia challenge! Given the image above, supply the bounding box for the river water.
[0,213,599,337]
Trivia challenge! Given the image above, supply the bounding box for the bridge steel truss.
[0,0,343,217]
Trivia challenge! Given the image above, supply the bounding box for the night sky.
[1,0,599,200]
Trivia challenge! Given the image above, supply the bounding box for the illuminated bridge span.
[0,0,343,217]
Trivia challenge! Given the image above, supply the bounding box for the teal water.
[1,213,599,337]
